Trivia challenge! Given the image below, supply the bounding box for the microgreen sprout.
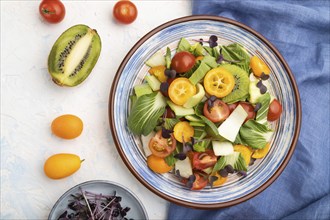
[57,188,133,220]
[193,35,218,48]
[174,153,187,160]
[161,126,173,139]
[209,175,219,188]
[260,72,270,80]
[256,80,267,94]
[254,103,262,112]
[186,174,196,188]
[165,69,177,78]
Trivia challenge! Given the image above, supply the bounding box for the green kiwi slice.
[220,64,250,104]
[48,24,101,87]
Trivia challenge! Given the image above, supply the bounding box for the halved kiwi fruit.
[220,64,250,103]
[48,24,102,87]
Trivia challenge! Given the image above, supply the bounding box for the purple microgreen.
[225,165,235,174]
[209,41,218,48]
[192,35,218,48]
[161,127,173,139]
[209,175,219,188]
[79,187,95,220]
[249,158,256,166]
[260,72,270,80]
[256,80,268,94]
[260,85,267,94]
[160,82,169,96]
[60,188,132,220]
[256,80,263,88]
[191,137,195,146]
[174,153,187,160]
[254,103,262,112]
[165,69,177,78]
[186,174,196,188]
[209,35,218,43]
[183,142,192,154]
[238,170,247,177]
[175,170,184,182]
[207,96,217,112]
[219,169,228,177]
[209,95,217,102]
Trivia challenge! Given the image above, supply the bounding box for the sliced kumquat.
[203,67,235,98]
[234,144,253,166]
[252,143,271,159]
[148,65,167,82]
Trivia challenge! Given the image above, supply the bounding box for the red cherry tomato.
[238,102,256,122]
[113,0,138,24]
[267,99,283,121]
[192,150,217,170]
[191,173,208,190]
[149,130,176,158]
[228,102,238,113]
[170,51,196,73]
[39,0,65,24]
[203,99,230,123]
[228,102,256,122]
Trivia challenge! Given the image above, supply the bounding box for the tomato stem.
[42,8,55,14]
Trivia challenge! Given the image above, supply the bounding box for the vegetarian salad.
[127,36,283,190]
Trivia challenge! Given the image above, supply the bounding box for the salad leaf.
[193,139,211,152]
[256,93,271,126]
[220,43,250,73]
[189,43,205,56]
[194,102,220,136]
[177,38,191,52]
[127,92,166,135]
[212,152,247,173]
[203,46,214,56]
[202,55,218,68]
[194,126,207,140]
[238,120,273,149]
[164,118,180,130]
[165,153,177,166]
[165,47,172,69]
[189,61,211,85]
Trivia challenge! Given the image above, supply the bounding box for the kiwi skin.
[48,24,102,87]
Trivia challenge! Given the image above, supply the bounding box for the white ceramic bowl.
[109,15,301,209]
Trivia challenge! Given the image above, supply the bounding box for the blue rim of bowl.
[109,15,302,209]
[48,180,149,219]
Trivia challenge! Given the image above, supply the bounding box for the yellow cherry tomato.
[250,55,271,77]
[44,153,83,179]
[173,121,194,143]
[252,143,270,159]
[147,155,173,173]
[168,77,196,106]
[51,114,83,139]
[203,67,235,98]
[148,65,167,82]
[233,144,253,166]
[210,172,228,187]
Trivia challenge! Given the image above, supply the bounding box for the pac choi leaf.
[127,92,166,135]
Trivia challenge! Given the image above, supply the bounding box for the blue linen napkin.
[168,0,330,219]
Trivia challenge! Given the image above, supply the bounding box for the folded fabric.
[168,0,330,219]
